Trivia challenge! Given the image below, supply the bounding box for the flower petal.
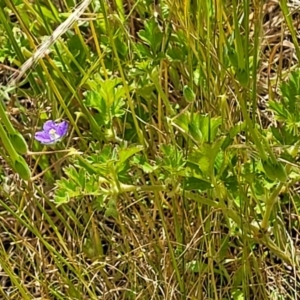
[55,121,68,137]
[35,131,55,145]
[43,120,56,132]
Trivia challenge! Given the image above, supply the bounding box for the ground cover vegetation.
[0,0,300,299]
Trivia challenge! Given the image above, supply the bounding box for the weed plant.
[0,0,300,299]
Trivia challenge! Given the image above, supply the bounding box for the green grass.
[0,0,300,299]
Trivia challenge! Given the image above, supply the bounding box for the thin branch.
[8,0,92,87]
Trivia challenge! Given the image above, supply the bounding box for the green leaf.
[269,69,300,136]
[198,115,222,142]
[173,113,190,136]
[232,289,244,300]
[131,155,157,173]
[183,177,212,190]
[236,68,248,87]
[136,43,152,57]
[118,145,144,166]
[221,121,245,150]
[188,147,211,175]
[173,112,222,144]
[167,46,185,62]
[272,125,298,145]
[84,78,125,125]
[188,117,203,142]
[138,18,163,54]
[33,4,59,22]
[280,69,300,112]
[105,198,118,218]
[186,260,207,273]
[227,46,239,69]
[111,95,125,118]
[187,137,225,177]
[268,101,289,121]
[136,84,155,99]
[54,166,99,205]
[64,166,86,189]
[98,78,123,107]
[160,144,185,174]
[54,177,80,204]
[67,34,87,65]
[114,36,128,57]
[85,90,108,124]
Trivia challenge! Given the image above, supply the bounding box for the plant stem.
[261,164,291,230]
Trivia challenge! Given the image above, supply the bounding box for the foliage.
[0,0,299,299]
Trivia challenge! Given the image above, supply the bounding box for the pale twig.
[8,0,92,87]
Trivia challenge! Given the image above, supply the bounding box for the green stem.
[261,164,291,230]
[99,0,145,147]
[279,0,300,61]
[251,1,263,124]
[0,91,17,134]
[150,69,175,116]
[261,183,283,231]
[239,93,268,161]
[130,184,166,193]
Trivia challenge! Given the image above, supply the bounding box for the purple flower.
[35,120,68,145]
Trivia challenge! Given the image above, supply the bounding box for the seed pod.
[262,159,278,181]
[13,156,31,180]
[274,162,287,183]
[183,86,195,103]
[9,133,28,155]
[262,158,287,182]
